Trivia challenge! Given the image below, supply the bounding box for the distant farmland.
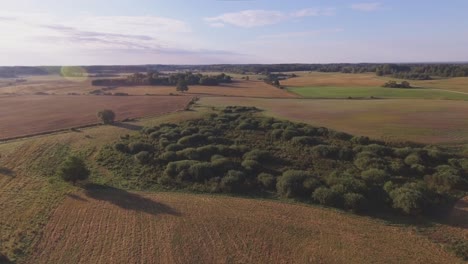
[200,97,468,144]
[27,192,458,264]
[0,95,192,140]
[288,86,468,100]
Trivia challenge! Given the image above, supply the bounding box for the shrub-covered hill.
[97,106,468,215]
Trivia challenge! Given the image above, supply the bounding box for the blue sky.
[1,0,467,65]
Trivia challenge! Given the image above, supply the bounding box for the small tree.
[97,109,115,124]
[57,156,90,185]
[176,79,189,92]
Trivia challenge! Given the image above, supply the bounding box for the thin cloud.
[257,28,344,40]
[204,8,334,28]
[351,2,382,12]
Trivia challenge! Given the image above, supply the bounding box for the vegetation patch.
[97,106,468,216]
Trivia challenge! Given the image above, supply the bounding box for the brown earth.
[0,95,192,139]
[26,191,461,264]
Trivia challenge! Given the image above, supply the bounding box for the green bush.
[241,159,262,171]
[97,109,115,124]
[243,149,272,163]
[389,187,425,215]
[159,151,179,162]
[128,142,153,154]
[135,151,151,164]
[276,170,314,198]
[57,156,90,184]
[312,187,341,206]
[114,143,128,153]
[176,148,200,160]
[291,136,317,146]
[188,162,214,182]
[311,145,339,159]
[221,170,246,192]
[178,134,207,146]
[164,160,198,179]
[404,153,422,165]
[361,169,389,184]
[165,143,184,152]
[257,173,276,190]
[351,136,370,145]
[343,193,367,212]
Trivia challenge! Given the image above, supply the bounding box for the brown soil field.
[0,95,192,139]
[26,191,460,264]
[200,97,468,144]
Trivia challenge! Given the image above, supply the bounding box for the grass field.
[282,72,468,94]
[288,86,468,100]
[0,95,192,140]
[200,97,468,144]
[26,191,460,264]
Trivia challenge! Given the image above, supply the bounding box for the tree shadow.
[66,193,89,202]
[0,167,15,177]
[83,183,181,217]
[446,197,468,228]
[0,253,12,264]
[113,122,143,131]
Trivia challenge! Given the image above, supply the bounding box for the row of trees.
[92,72,232,87]
[382,81,412,88]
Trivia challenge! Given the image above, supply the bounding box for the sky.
[0,0,467,65]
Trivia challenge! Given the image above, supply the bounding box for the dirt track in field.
[0,95,192,140]
[26,191,459,264]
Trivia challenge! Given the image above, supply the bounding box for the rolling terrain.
[27,191,461,264]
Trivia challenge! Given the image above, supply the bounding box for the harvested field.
[0,95,192,139]
[110,80,296,98]
[200,97,468,144]
[27,191,460,264]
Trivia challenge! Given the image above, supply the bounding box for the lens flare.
[60,66,88,82]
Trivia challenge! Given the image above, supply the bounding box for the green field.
[288,86,468,100]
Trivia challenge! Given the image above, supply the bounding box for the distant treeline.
[92,72,232,86]
[2,63,468,80]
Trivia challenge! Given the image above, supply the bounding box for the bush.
[241,159,262,172]
[165,143,184,152]
[343,193,367,212]
[221,170,246,192]
[128,142,153,154]
[257,173,276,190]
[164,160,198,178]
[361,169,389,184]
[389,187,425,215]
[97,109,115,124]
[134,151,151,164]
[311,145,338,159]
[351,136,370,145]
[177,148,200,160]
[188,162,214,182]
[178,134,207,146]
[291,136,317,146]
[276,170,314,198]
[114,143,128,152]
[159,151,179,162]
[57,156,90,184]
[312,187,341,206]
[243,149,273,163]
[405,153,422,165]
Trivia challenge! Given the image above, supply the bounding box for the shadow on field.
[0,167,15,177]
[447,197,468,228]
[83,183,181,217]
[113,122,143,131]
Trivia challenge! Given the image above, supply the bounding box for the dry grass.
[26,191,460,264]
[0,95,192,140]
[0,110,205,262]
[200,97,468,145]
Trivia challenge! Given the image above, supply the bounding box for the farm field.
[282,72,468,94]
[111,80,296,98]
[27,191,460,264]
[288,86,468,100]
[0,75,294,98]
[200,97,468,144]
[0,95,192,140]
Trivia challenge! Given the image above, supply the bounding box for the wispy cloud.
[257,28,343,40]
[351,2,382,12]
[204,8,334,28]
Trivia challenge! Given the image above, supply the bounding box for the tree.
[389,187,424,215]
[57,156,90,185]
[273,79,280,87]
[97,109,115,124]
[176,79,189,92]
